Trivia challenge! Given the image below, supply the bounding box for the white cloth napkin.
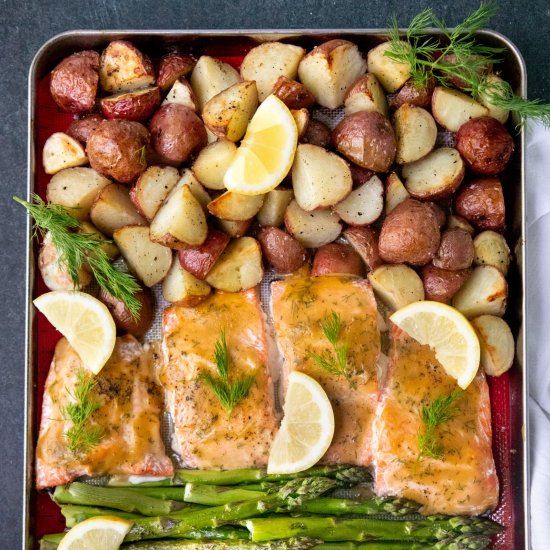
[526,119,550,549]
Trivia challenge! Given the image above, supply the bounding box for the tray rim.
[24,28,528,549]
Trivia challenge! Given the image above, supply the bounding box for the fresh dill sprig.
[310,312,355,389]
[63,369,103,454]
[14,194,142,318]
[417,388,464,461]
[200,330,256,414]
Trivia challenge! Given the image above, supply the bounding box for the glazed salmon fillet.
[36,336,174,490]
[271,273,380,465]
[373,325,498,515]
[161,289,277,469]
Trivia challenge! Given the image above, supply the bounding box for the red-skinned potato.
[178,229,231,280]
[473,230,511,275]
[344,73,388,117]
[100,87,161,121]
[421,265,472,303]
[162,260,211,306]
[207,191,264,221]
[43,132,88,175]
[291,109,310,139]
[431,87,488,132]
[471,315,515,376]
[385,172,410,215]
[99,40,155,93]
[257,226,307,274]
[455,117,515,175]
[379,198,441,266]
[433,228,474,270]
[333,111,396,172]
[87,119,149,183]
[192,139,237,190]
[284,200,342,248]
[454,177,505,231]
[426,202,446,229]
[272,76,315,109]
[440,53,490,91]
[368,264,424,310]
[350,165,375,187]
[477,74,510,124]
[50,50,100,113]
[301,119,332,148]
[162,78,197,110]
[149,104,207,166]
[366,41,411,92]
[447,214,475,235]
[256,188,294,227]
[393,104,437,164]
[311,243,364,277]
[389,78,435,110]
[343,226,382,271]
[333,174,384,226]
[66,113,105,145]
[157,52,196,92]
[217,218,252,238]
[98,286,154,337]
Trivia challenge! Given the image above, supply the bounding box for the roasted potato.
[301,119,332,148]
[451,265,507,318]
[149,104,207,166]
[421,265,472,303]
[349,165,375,187]
[177,230,230,280]
[66,113,104,145]
[455,116,514,175]
[473,230,511,274]
[368,264,425,310]
[471,315,515,376]
[344,73,388,117]
[241,42,305,102]
[291,109,310,139]
[389,78,435,110]
[426,202,446,229]
[192,139,237,190]
[393,104,437,164]
[99,40,155,93]
[177,169,212,211]
[298,39,367,109]
[366,41,411,92]
[217,218,252,238]
[98,286,154,337]
[432,228,474,271]
[100,86,161,121]
[454,177,505,231]
[205,237,263,292]
[113,225,173,287]
[477,74,510,124]
[50,50,100,113]
[431,87,488,132]
[78,221,119,260]
[257,226,307,273]
[157,52,196,92]
[46,167,110,220]
[162,77,198,110]
[202,81,258,142]
[312,243,364,277]
[130,165,180,221]
[446,214,475,235]
[402,148,465,200]
[284,200,342,248]
[385,172,410,215]
[343,226,382,271]
[90,183,147,236]
[87,119,149,183]
[43,132,88,175]
[208,191,264,221]
[272,76,315,109]
[333,111,396,172]
[292,144,352,211]
[333,174,384,226]
[378,199,441,266]
[162,260,211,306]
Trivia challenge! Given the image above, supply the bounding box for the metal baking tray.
[24,30,528,549]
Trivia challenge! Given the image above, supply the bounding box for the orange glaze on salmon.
[271,272,380,465]
[36,336,173,490]
[373,324,498,515]
[161,288,277,469]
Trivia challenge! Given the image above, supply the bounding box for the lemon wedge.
[58,516,132,550]
[390,301,481,389]
[34,291,116,375]
[223,94,298,195]
[267,371,335,474]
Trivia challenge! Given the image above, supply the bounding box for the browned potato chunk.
[431,87,488,132]
[43,132,88,175]
[177,169,212,211]
[473,230,511,274]
[379,198,441,266]
[333,174,384,226]
[333,111,396,172]
[426,202,446,229]
[471,315,515,376]
[451,265,507,318]
[78,221,119,260]
[301,119,332,148]
[177,230,230,280]
[284,200,342,248]
[149,104,207,166]
[477,74,510,124]
[368,264,424,310]
[344,73,388,117]
[257,188,294,227]
[343,226,382,271]
[100,87,161,121]
[205,237,263,292]
[454,177,505,231]
[162,260,211,306]
[99,41,155,93]
[50,50,100,113]
[385,172,410,215]
[208,191,264,221]
[298,39,367,109]
[366,41,411,93]
[157,52,196,92]
[90,183,147,236]
[455,117,514,175]
[217,218,252,238]
[291,108,310,139]
[162,77,198,110]
[447,214,475,235]
[393,104,437,164]
[257,226,307,273]
[272,76,315,109]
[421,265,472,303]
[432,228,474,271]
[349,165,375,187]
[389,78,435,110]
[87,119,149,183]
[66,113,104,145]
[192,139,237,190]
[312,243,364,277]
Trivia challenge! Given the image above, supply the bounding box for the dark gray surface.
[1,0,548,546]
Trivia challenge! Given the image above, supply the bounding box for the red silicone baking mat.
[29,37,523,548]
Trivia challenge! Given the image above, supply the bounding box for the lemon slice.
[267,371,335,474]
[58,516,132,550]
[390,301,481,389]
[34,291,116,374]
[223,94,298,195]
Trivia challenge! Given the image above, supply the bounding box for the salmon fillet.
[271,273,380,465]
[373,324,499,515]
[36,336,174,490]
[161,289,277,469]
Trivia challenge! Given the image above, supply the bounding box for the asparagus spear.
[39,533,65,550]
[61,505,141,527]
[122,538,320,549]
[313,536,492,549]
[122,487,190,501]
